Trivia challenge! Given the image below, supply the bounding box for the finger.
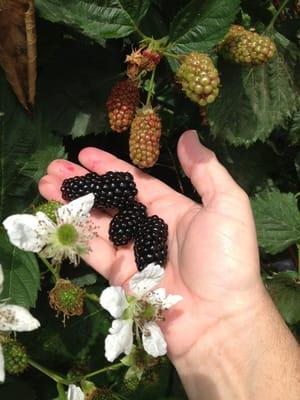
[78,147,175,203]
[177,130,245,207]
[47,159,88,180]
[39,175,65,203]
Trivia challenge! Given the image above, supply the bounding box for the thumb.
[177,130,243,206]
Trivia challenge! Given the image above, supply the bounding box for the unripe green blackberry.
[49,279,85,318]
[106,79,140,133]
[220,26,276,66]
[2,340,29,375]
[121,377,140,395]
[35,200,61,222]
[176,52,220,107]
[129,107,162,169]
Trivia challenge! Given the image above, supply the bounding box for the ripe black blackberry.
[134,215,168,271]
[109,201,147,246]
[61,171,137,209]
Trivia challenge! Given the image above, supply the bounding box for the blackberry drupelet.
[134,215,168,271]
[61,171,138,209]
[109,201,147,246]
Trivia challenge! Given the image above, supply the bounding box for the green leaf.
[168,0,240,53]
[251,191,300,254]
[0,71,66,220]
[208,32,300,146]
[266,272,300,325]
[0,230,40,309]
[289,111,300,145]
[21,146,66,183]
[35,0,150,42]
[72,273,98,287]
[37,36,121,138]
[295,152,300,181]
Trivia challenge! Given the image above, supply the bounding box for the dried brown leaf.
[0,0,37,111]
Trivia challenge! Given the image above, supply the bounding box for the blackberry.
[134,215,168,271]
[109,201,147,246]
[61,171,138,209]
[129,107,162,169]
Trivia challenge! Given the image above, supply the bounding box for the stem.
[163,51,180,59]
[38,255,60,282]
[146,68,156,106]
[83,362,123,380]
[267,0,290,29]
[85,292,100,303]
[297,244,300,275]
[135,321,142,347]
[57,383,67,400]
[29,359,70,385]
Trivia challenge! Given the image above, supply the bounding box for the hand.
[39,130,263,359]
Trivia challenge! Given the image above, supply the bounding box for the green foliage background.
[0,0,299,398]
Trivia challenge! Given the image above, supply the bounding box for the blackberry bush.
[1,0,300,399]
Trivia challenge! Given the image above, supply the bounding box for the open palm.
[39,131,262,363]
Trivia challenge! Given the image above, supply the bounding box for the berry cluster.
[105,26,276,170]
[129,107,162,169]
[220,25,276,66]
[106,79,140,133]
[176,52,220,107]
[61,171,168,270]
[61,171,137,209]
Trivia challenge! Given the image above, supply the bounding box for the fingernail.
[182,130,204,161]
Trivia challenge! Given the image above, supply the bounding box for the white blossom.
[0,264,40,382]
[142,322,167,357]
[67,384,84,400]
[100,263,182,361]
[105,319,133,362]
[3,193,97,265]
[100,286,128,318]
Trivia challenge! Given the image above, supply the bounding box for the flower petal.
[0,305,40,332]
[105,319,133,362]
[162,294,183,310]
[100,286,128,318]
[0,345,4,383]
[57,193,95,224]
[129,263,165,297]
[3,213,54,252]
[67,384,85,400]
[142,322,167,357]
[146,288,166,305]
[0,265,3,296]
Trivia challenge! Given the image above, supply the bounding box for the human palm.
[39,131,261,362]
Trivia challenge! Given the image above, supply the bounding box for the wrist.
[172,284,300,400]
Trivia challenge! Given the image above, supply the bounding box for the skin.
[39,130,300,399]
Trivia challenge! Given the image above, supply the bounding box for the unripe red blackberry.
[129,107,162,169]
[176,52,220,107]
[134,215,168,271]
[2,340,29,375]
[35,200,61,222]
[220,26,276,66]
[49,279,85,318]
[109,201,147,246]
[61,171,138,209]
[106,80,140,132]
[141,49,161,71]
